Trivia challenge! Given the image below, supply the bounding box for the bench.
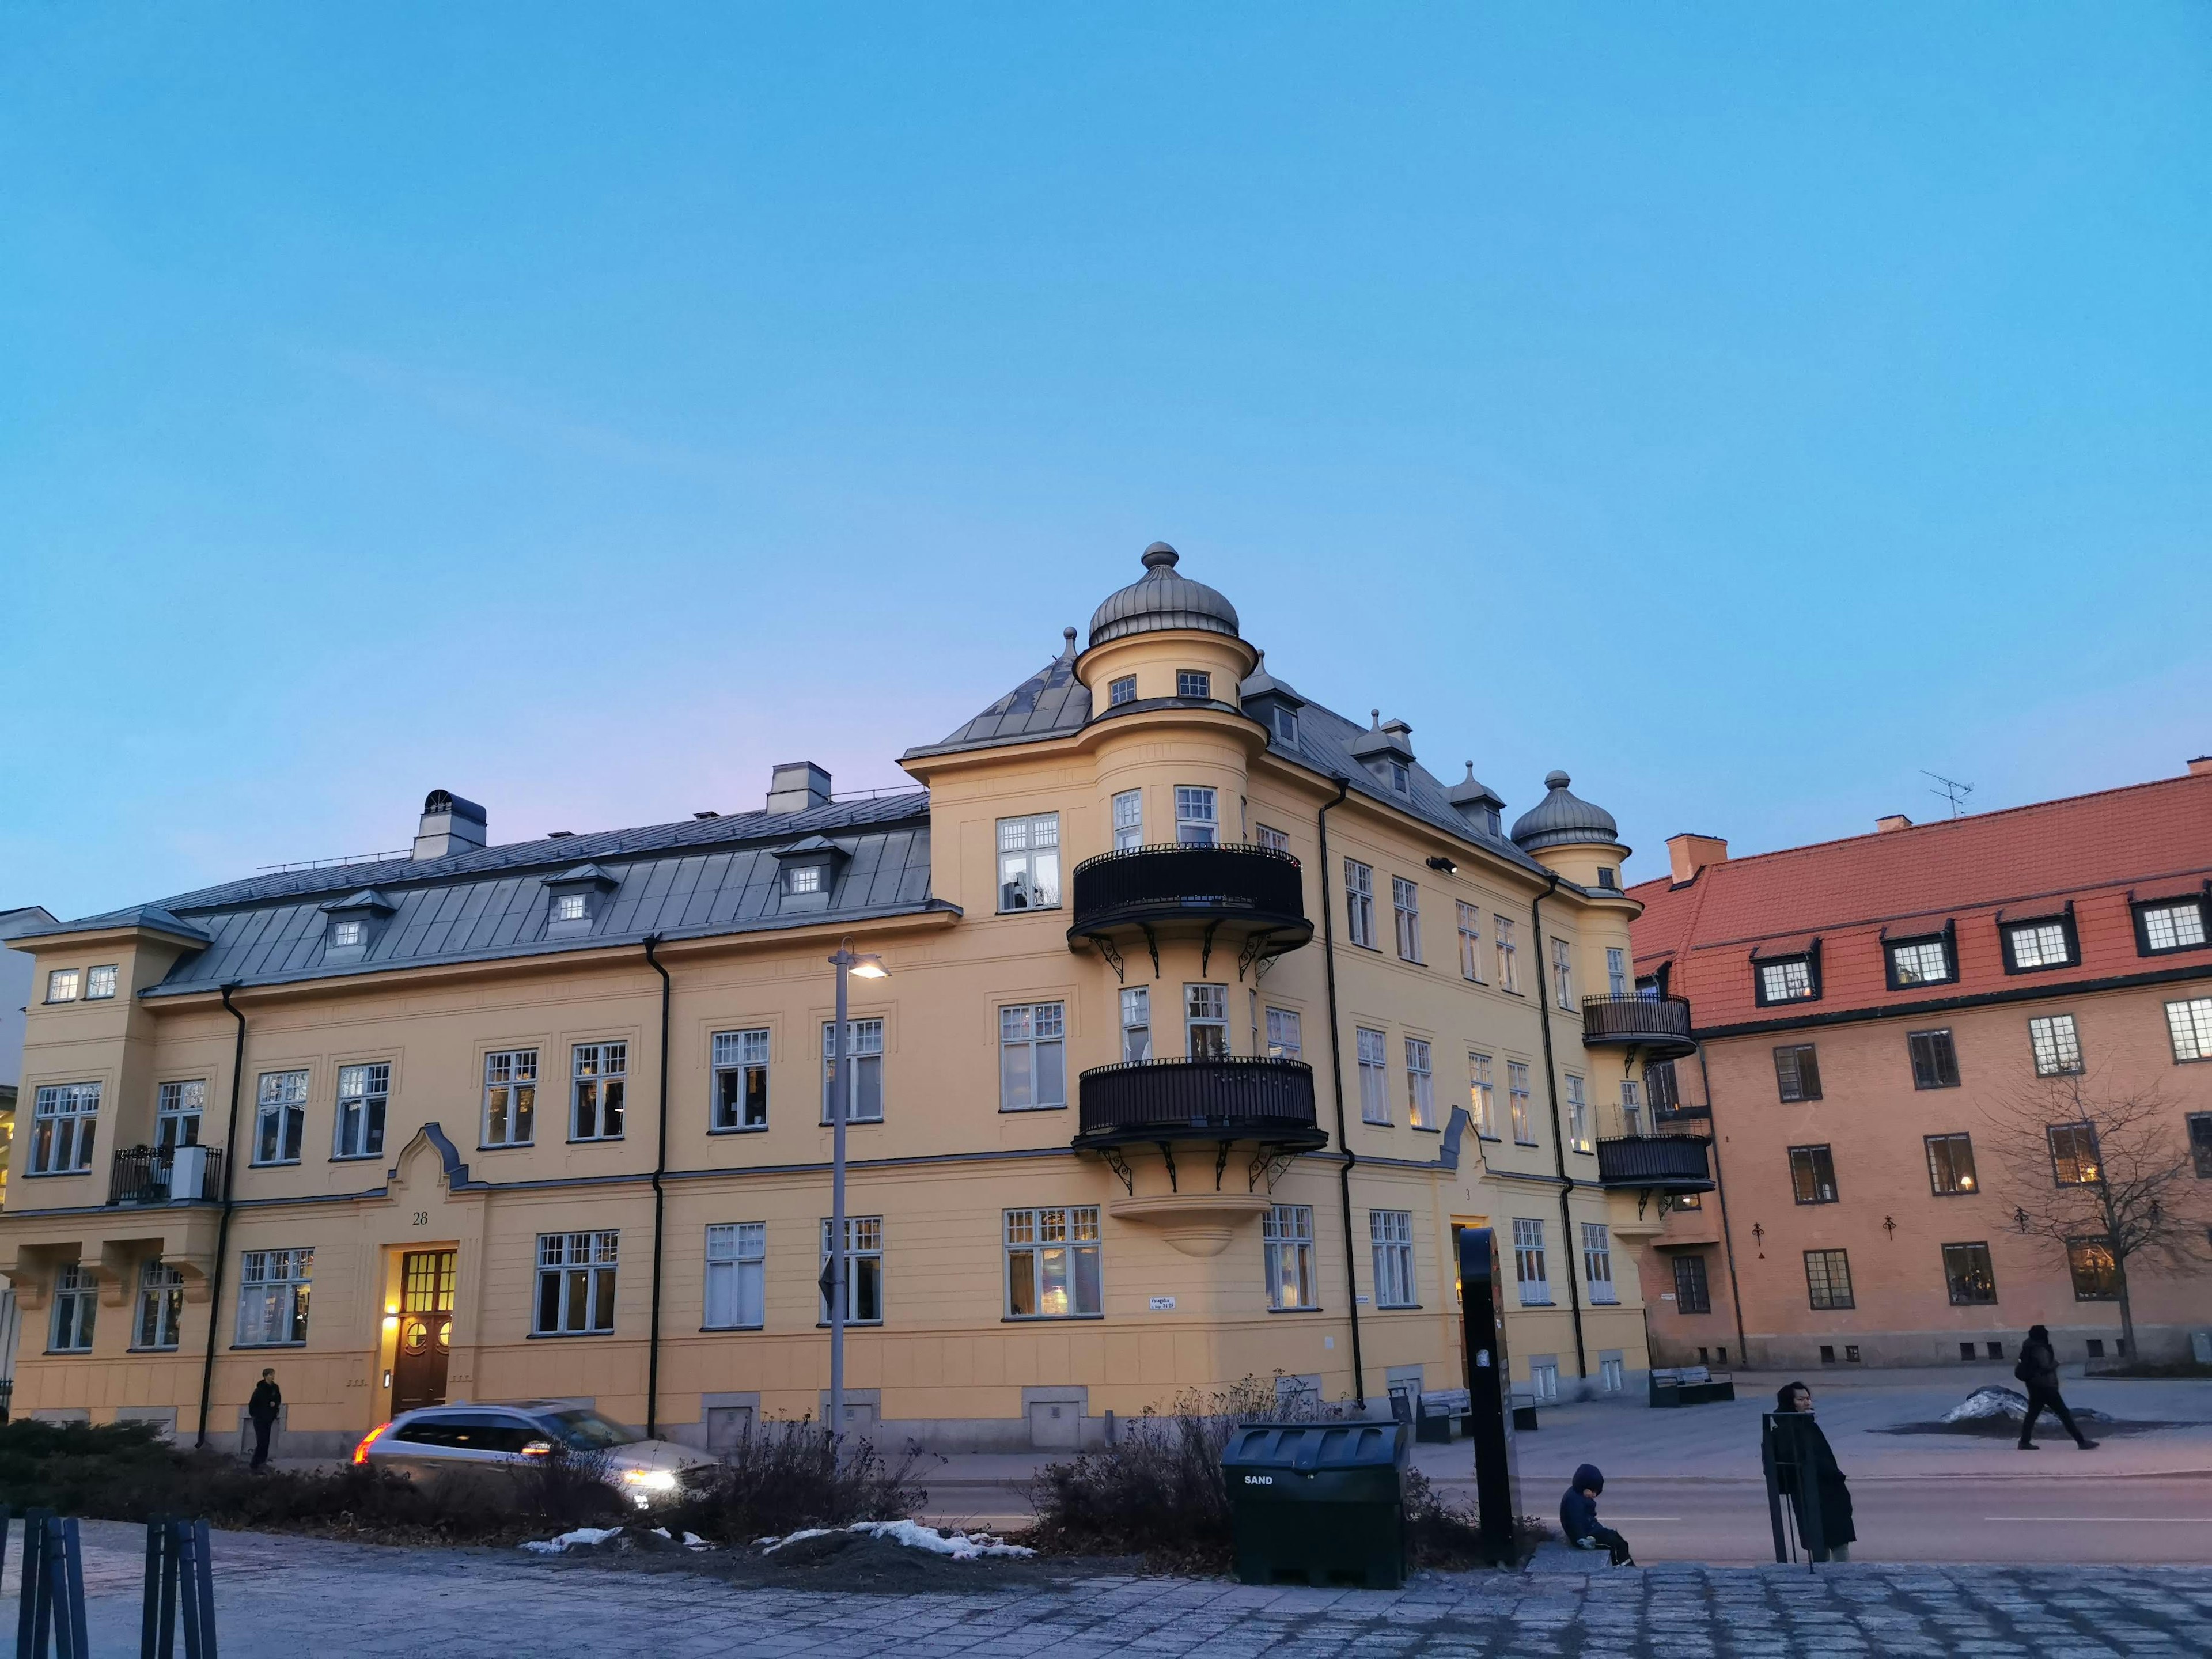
[1649,1365,1736,1408]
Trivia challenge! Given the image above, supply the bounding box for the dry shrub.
[668,1418,931,1543]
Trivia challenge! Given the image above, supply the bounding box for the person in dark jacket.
[2016,1325,2099,1451]
[1559,1463,1634,1565]
[247,1369,282,1469]
[1772,1382,1855,1562]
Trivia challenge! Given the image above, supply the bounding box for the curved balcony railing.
[108,1144,225,1206]
[1068,843,1312,958]
[1594,1132,1712,1194]
[1578,992,1697,1058]
[1075,1057,1327,1152]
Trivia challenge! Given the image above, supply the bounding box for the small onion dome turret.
[1510,770,1621,851]
[1088,543,1241,648]
[1446,763,1506,836]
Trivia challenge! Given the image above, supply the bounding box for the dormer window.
[1384,760,1409,794]
[787,865,821,896]
[1108,676,1137,707]
[1480,805,1502,836]
[331,920,367,949]
[1177,671,1211,699]
[1754,946,1821,1006]
[542,865,617,935]
[552,894,588,923]
[2003,911,2078,973]
[1886,929,1956,990]
[1272,706,1298,745]
[2134,893,2209,955]
[320,888,396,958]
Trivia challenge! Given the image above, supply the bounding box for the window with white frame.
[1495,916,1518,991]
[334,1062,389,1158]
[551,892,588,923]
[1393,877,1422,962]
[1457,903,1483,981]
[1888,936,1954,987]
[1565,1074,1590,1153]
[2141,899,2209,953]
[29,1083,100,1175]
[156,1080,204,1151]
[1469,1052,1497,1138]
[329,919,366,948]
[1270,706,1299,745]
[1185,984,1229,1060]
[45,968,80,1004]
[2006,919,2072,969]
[1508,1060,1535,1144]
[50,1264,96,1353]
[1265,1007,1301,1059]
[571,1042,627,1141]
[236,1248,313,1346]
[1620,1077,1643,1138]
[1759,957,1816,1003]
[1112,790,1143,850]
[2165,997,2212,1063]
[535,1232,617,1335]
[996,814,1062,911]
[786,865,821,896]
[1551,938,1575,1009]
[819,1217,883,1324]
[1529,1357,1560,1402]
[135,1259,185,1350]
[1263,1204,1316,1309]
[1371,1210,1415,1307]
[482,1049,537,1147]
[1357,1027,1389,1123]
[1000,1003,1067,1110]
[820,1020,885,1123]
[1600,1355,1625,1393]
[1175,787,1217,846]
[1176,669,1211,699]
[1345,860,1376,949]
[253,1070,307,1166]
[1607,948,1628,997]
[1119,987,1151,1063]
[1108,675,1137,707]
[712,1029,770,1130]
[1513,1218,1551,1306]
[1405,1037,1434,1128]
[2029,1014,2083,1077]
[1581,1222,1616,1304]
[85,964,118,1000]
[1005,1206,1101,1318]
[703,1223,765,1330]
[1255,823,1291,854]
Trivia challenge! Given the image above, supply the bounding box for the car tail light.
[353,1422,392,1465]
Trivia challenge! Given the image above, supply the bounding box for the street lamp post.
[825,938,887,1442]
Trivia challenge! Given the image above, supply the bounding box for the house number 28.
[411,1211,429,1227]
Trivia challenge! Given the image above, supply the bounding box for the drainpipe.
[1696,1044,1752,1367]
[1531,875,1589,1385]
[196,984,248,1449]
[1315,777,1365,1406]
[644,936,671,1438]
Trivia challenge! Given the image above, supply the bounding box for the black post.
[1759,1418,1791,1564]
[187,1519,215,1659]
[142,1518,163,1659]
[19,1506,48,1657]
[1455,1226,1521,1560]
[57,1517,88,1659]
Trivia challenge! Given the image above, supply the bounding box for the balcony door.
[392,1250,457,1414]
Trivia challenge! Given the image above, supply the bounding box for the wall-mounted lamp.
[1426,856,1458,875]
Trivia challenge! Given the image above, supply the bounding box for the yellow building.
[0,546,1707,1456]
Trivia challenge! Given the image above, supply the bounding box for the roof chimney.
[1665,832,1728,885]
[766,762,831,816]
[413,790,487,861]
[1876,813,1913,833]
[2189,756,2212,777]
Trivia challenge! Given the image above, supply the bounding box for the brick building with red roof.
[1628,760,2212,1371]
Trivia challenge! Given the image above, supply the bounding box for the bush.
[666,1419,931,1544]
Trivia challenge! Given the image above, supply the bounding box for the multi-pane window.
[1405,1039,1434,1129]
[135,1260,185,1350]
[1789,1145,1839,1205]
[821,1019,885,1123]
[1005,1207,1102,1318]
[1773,1044,1823,1102]
[1185,984,1229,1060]
[2140,899,2209,953]
[1112,790,1143,850]
[1345,861,1376,949]
[1494,917,1518,992]
[2029,1014,2083,1077]
[2067,1237,2119,1300]
[1803,1248,1854,1310]
[1581,1223,1616,1305]
[2190,1112,2212,1179]
[1565,1074,1590,1153]
[50,1265,96,1353]
[156,1080,204,1151]
[2006,919,2072,970]
[1469,1053,1497,1138]
[1108,675,1137,707]
[571,1043,627,1141]
[1645,1059,1680,1113]
[482,1050,537,1147]
[997,814,1062,911]
[1672,1253,1711,1315]
[1942,1243,1997,1306]
[2047,1122,2101,1185]
[330,919,366,948]
[999,1003,1067,1110]
[45,968,80,1003]
[1357,1028,1389,1124]
[1620,1078,1643,1137]
[236,1248,314,1346]
[1909,1029,1961,1090]
[85,965,118,1000]
[1255,823,1291,853]
[1393,878,1422,962]
[786,865,821,896]
[2166,997,2212,1063]
[1270,705,1300,745]
[1607,948,1628,997]
[1888,937,1954,987]
[703,1223,766,1330]
[1370,1210,1415,1308]
[253,1070,308,1165]
[1120,988,1152,1063]
[1551,939,1575,1010]
[29,1083,100,1175]
[1176,670,1211,699]
[1758,957,1815,1004]
[820,1217,884,1324]
[1513,1218,1551,1306]
[1457,903,1483,982]
[1529,1357,1560,1402]
[1265,1007,1301,1059]
[335,1062,390,1158]
[535,1232,618,1335]
[1508,1060,1534,1144]
[1263,1205,1316,1310]
[1926,1133,1979,1195]
[1174,787,1217,846]
[712,1029,770,1131]
[551,893,588,923]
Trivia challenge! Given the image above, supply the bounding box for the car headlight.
[621,1468,679,1492]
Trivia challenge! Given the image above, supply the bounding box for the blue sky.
[4,4,2207,921]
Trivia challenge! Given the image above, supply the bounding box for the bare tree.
[1984,1071,2209,1362]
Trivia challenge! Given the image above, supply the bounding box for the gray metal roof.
[1510,770,1623,852]
[13,904,211,945]
[905,639,1092,759]
[1087,544,1241,648]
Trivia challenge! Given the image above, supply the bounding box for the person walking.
[247,1368,282,1469]
[1772,1382,1855,1562]
[1559,1463,1635,1565]
[2016,1325,2099,1451]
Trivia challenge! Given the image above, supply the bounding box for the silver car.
[354,1400,710,1507]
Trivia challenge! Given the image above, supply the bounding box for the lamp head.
[848,954,889,980]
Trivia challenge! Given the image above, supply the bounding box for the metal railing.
[1075,1057,1324,1147]
[1578,992,1695,1047]
[1069,843,1307,933]
[108,1145,225,1206]
[1594,1133,1713,1190]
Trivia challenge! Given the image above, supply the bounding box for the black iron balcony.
[1578,992,1697,1059]
[1075,1058,1327,1154]
[1594,1132,1712,1194]
[1069,843,1312,974]
[108,1144,225,1206]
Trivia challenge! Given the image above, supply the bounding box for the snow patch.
[520,1525,624,1555]
[1942,1386,2030,1423]
[759,1521,1035,1560]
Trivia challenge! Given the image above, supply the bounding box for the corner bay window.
[820,1217,883,1324]
[1005,1206,1101,1318]
[536,1232,618,1335]
[1119,987,1151,1062]
[236,1248,313,1346]
[50,1265,96,1353]
[1107,674,1136,707]
[713,1029,770,1130]
[703,1223,765,1330]
[996,814,1061,911]
[1370,1210,1415,1308]
[571,1042,626,1141]
[29,1083,100,1175]
[1176,669,1211,700]
[253,1070,308,1165]
[1185,984,1228,1060]
[1174,786,1217,846]
[482,1049,537,1147]
[1263,1204,1316,1310]
[999,1002,1067,1110]
[1942,1242,1997,1306]
[1112,790,1143,850]
[821,1019,884,1123]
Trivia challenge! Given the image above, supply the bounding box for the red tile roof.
[1630,771,2212,1032]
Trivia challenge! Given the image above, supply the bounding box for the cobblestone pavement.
[39,1524,2212,1657]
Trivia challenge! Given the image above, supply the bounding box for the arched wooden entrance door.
[391,1250,456,1414]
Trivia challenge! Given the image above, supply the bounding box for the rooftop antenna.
[1922,770,1975,819]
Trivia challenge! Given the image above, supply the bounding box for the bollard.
[14,1510,89,1659]
[141,1517,218,1659]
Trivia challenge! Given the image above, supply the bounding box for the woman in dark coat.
[1773,1381,1855,1562]
[2016,1324,2098,1450]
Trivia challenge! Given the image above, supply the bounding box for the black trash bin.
[1221,1419,1411,1589]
